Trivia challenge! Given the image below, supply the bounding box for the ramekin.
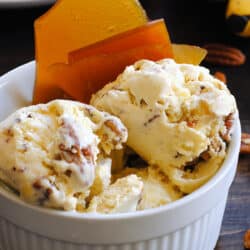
[0,62,241,250]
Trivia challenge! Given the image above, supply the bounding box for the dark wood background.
[0,1,249,249]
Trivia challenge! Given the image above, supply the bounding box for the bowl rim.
[0,60,242,222]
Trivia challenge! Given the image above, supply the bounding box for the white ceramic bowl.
[0,61,241,250]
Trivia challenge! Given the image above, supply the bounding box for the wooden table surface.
[0,1,249,249]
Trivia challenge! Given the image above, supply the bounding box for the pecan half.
[241,133,250,154]
[203,43,246,66]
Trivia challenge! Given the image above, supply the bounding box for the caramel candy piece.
[33,0,147,103]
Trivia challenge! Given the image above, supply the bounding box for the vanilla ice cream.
[89,157,112,199]
[0,100,127,211]
[0,59,238,213]
[91,59,237,193]
[113,165,183,210]
[88,174,143,213]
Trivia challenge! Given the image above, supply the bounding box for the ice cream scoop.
[91,59,237,193]
[0,100,127,211]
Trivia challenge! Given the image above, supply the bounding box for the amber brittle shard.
[33,0,148,104]
[34,18,173,104]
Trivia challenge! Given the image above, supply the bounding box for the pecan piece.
[64,169,72,177]
[200,150,211,161]
[82,146,94,163]
[104,119,122,136]
[244,229,250,249]
[214,71,227,84]
[186,119,198,128]
[33,180,42,190]
[225,113,234,131]
[203,43,246,66]
[144,114,160,126]
[240,133,250,154]
[221,113,234,142]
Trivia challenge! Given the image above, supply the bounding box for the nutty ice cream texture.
[91,59,237,194]
[0,59,238,213]
[0,100,127,210]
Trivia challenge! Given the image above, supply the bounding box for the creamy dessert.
[88,174,143,213]
[0,59,237,213]
[0,100,127,211]
[91,59,237,194]
[113,165,183,210]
